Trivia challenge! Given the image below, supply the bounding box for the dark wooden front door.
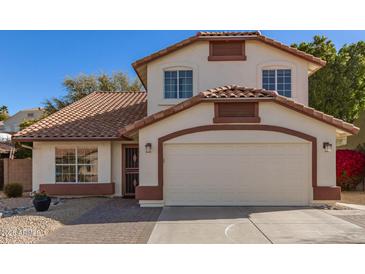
[122,145,139,197]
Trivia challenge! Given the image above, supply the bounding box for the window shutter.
[214,102,260,123]
[209,41,246,61]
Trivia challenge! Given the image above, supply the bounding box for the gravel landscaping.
[341,191,365,205]
[0,196,107,244]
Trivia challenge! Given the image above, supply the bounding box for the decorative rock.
[15,207,27,214]
[2,210,14,217]
[0,205,33,218]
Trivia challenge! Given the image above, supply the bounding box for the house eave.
[12,136,133,142]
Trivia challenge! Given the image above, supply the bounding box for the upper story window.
[262,69,292,97]
[208,41,246,61]
[27,113,34,118]
[164,70,193,99]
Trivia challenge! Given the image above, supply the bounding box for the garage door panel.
[164,143,310,206]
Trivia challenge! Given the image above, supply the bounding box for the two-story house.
[0,108,44,134]
[13,32,359,207]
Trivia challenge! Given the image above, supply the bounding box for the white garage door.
[164,143,311,206]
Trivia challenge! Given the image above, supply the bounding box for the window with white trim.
[55,148,98,183]
[164,70,193,99]
[262,69,292,97]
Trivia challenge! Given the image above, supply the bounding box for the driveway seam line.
[248,217,273,244]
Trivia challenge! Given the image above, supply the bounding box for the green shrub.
[4,183,23,198]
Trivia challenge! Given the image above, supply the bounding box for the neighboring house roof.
[133,31,327,89]
[1,107,44,133]
[119,85,359,137]
[13,91,147,141]
[0,142,14,153]
[4,108,44,120]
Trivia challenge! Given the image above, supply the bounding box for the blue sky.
[1,30,364,115]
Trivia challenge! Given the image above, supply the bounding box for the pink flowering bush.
[336,149,365,190]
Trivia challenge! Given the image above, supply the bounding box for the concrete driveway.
[148,207,365,244]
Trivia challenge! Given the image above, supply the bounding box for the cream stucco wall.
[32,141,112,192]
[111,141,122,196]
[32,140,137,196]
[260,102,337,187]
[146,40,310,115]
[138,101,337,194]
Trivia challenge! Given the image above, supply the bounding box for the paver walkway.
[38,198,161,244]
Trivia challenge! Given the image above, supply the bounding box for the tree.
[0,105,9,121]
[44,72,142,115]
[292,36,365,122]
[19,119,40,130]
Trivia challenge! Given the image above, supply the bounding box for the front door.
[122,145,139,197]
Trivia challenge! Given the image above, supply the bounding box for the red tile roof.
[120,85,359,136]
[13,91,147,141]
[198,31,261,37]
[13,86,358,142]
[132,31,326,88]
[201,86,278,98]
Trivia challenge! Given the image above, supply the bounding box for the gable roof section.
[133,31,327,89]
[13,91,147,141]
[119,85,359,137]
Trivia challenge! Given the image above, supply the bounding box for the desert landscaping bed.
[341,191,365,205]
[0,195,107,244]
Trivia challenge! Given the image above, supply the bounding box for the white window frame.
[257,61,297,100]
[164,69,193,99]
[262,69,292,97]
[55,147,98,184]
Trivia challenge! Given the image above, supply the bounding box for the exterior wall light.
[145,143,152,153]
[323,142,332,152]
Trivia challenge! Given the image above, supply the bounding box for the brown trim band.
[208,56,247,61]
[136,124,318,201]
[136,186,163,200]
[40,183,115,196]
[313,186,341,200]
